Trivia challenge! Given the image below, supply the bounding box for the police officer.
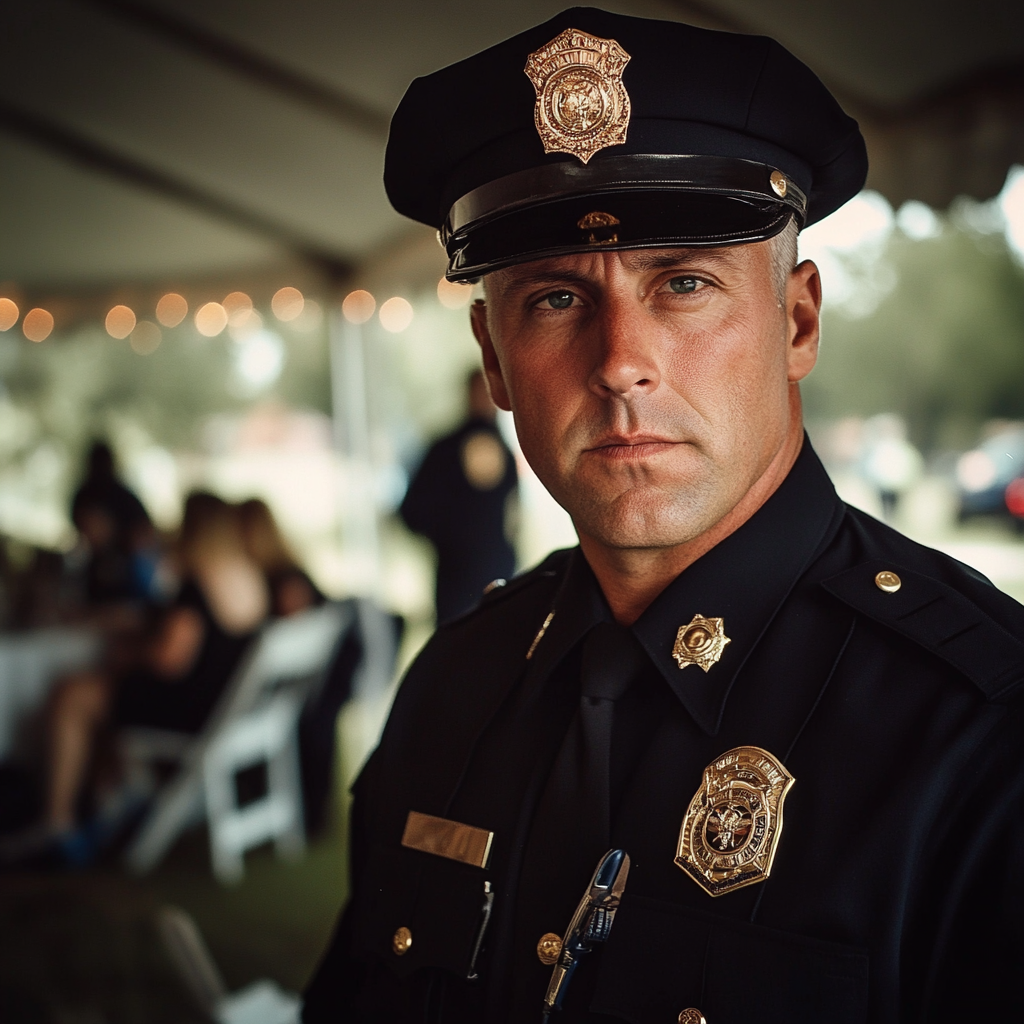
[400,368,518,623]
[304,8,1024,1022]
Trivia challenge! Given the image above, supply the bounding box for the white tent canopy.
[2,0,1022,291]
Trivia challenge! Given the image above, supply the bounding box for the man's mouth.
[583,434,680,460]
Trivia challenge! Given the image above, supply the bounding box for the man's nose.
[587,297,661,399]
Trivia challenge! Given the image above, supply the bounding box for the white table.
[0,628,102,758]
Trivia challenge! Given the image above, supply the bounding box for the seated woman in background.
[237,498,322,618]
[39,492,269,857]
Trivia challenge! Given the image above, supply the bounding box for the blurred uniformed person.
[305,8,1024,1023]
[400,368,518,623]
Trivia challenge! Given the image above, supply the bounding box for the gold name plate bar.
[401,811,494,869]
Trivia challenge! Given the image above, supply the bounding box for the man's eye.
[668,277,699,294]
[541,291,575,309]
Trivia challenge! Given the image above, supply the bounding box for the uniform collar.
[632,439,843,734]
[531,439,844,735]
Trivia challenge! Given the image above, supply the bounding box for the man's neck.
[578,411,806,626]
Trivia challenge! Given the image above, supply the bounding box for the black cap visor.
[445,189,795,282]
[442,155,805,281]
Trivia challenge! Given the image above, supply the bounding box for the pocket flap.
[356,844,491,980]
[592,894,868,1024]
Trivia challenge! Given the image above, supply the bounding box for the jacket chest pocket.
[356,844,494,980]
[592,894,869,1024]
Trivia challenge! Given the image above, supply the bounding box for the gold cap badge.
[672,614,731,672]
[524,28,631,164]
[675,746,795,897]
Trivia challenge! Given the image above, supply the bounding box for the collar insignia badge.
[675,746,795,897]
[524,28,631,164]
[672,614,731,672]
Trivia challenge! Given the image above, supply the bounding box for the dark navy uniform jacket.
[305,440,1024,1023]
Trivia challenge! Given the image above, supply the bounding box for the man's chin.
[571,492,720,552]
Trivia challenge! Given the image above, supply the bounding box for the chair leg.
[203,755,246,885]
[124,768,203,874]
[269,735,306,863]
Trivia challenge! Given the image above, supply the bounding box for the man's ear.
[470,299,512,411]
[786,259,821,384]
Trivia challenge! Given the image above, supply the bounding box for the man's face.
[471,242,820,552]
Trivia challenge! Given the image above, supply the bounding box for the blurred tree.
[0,317,331,542]
[804,223,1024,452]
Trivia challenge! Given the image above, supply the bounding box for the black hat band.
[442,155,805,281]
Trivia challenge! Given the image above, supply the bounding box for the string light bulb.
[195,302,228,337]
[272,287,304,322]
[105,305,136,339]
[342,289,375,324]
[156,293,188,327]
[379,296,413,333]
[23,308,54,342]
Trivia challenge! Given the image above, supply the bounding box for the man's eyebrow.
[494,267,595,291]
[493,248,740,291]
[621,249,737,272]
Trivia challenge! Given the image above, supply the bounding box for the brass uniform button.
[536,932,563,965]
[875,570,902,594]
[392,926,413,956]
[678,1010,707,1024]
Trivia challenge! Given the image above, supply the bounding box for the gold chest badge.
[524,28,631,164]
[675,746,795,897]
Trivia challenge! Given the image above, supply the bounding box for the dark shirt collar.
[529,439,844,734]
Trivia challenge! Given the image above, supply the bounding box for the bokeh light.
[223,291,253,327]
[342,289,375,324]
[105,304,136,339]
[130,320,162,355]
[437,277,474,309]
[155,292,188,327]
[195,301,228,337]
[271,286,304,322]
[0,297,19,331]
[379,296,414,333]
[22,308,54,342]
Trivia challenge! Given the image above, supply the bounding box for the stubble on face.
[476,242,802,554]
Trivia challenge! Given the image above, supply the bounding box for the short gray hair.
[767,216,799,302]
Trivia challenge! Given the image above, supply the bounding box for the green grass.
[0,812,349,1023]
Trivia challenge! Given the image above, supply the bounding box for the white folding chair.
[123,602,352,882]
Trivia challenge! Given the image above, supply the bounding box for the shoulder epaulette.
[822,559,1024,702]
[440,548,573,628]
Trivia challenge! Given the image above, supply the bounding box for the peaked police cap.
[385,7,868,281]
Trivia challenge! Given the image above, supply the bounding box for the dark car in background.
[956,426,1024,521]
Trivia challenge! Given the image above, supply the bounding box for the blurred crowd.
[0,441,333,868]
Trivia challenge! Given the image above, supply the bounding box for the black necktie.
[511,621,645,1018]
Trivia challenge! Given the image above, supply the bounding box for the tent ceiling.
[2,0,1022,290]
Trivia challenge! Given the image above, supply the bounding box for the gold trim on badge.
[675,746,795,896]
[401,811,494,869]
[525,28,631,164]
[672,614,731,672]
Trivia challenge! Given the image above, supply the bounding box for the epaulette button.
[875,570,902,594]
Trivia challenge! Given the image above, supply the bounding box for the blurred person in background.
[238,497,323,617]
[400,368,518,622]
[236,497,362,837]
[859,413,923,520]
[7,492,268,864]
[70,441,157,613]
